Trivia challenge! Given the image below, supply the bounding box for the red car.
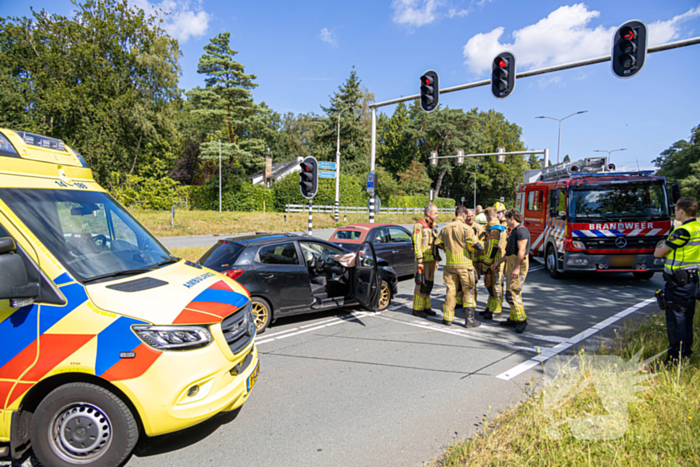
[329,223,415,277]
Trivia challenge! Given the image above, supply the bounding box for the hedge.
[273,173,368,211]
[386,195,455,209]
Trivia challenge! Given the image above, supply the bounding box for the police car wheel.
[251,297,272,334]
[633,271,655,280]
[30,383,138,467]
[546,245,562,279]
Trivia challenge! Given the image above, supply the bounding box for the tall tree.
[654,125,700,196]
[0,0,181,182]
[187,32,266,172]
[315,68,373,174]
[379,101,414,174]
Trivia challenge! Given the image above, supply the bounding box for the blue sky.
[2,0,700,171]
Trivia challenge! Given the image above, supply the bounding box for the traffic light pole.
[308,198,313,236]
[369,107,377,223]
[431,148,551,167]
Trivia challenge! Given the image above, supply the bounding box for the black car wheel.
[251,297,272,333]
[30,383,138,467]
[378,280,392,311]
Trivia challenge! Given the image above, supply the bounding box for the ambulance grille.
[578,236,664,250]
[222,301,256,355]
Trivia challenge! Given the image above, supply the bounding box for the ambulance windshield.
[569,183,669,220]
[0,188,175,283]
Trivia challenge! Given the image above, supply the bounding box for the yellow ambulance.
[0,130,259,466]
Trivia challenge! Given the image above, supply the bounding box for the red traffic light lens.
[425,78,432,85]
[621,27,635,41]
[498,59,506,68]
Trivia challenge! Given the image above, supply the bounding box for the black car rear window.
[200,241,245,268]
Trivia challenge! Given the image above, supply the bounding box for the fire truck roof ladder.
[539,157,608,182]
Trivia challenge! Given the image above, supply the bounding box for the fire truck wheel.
[546,245,563,279]
[633,271,655,280]
[30,382,138,467]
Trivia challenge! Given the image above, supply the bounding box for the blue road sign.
[319,161,337,170]
[319,170,336,179]
[366,173,375,193]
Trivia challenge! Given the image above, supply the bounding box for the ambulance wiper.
[83,268,154,284]
[151,257,180,268]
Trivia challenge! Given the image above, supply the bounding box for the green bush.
[273,173,368,211]
[110,173,186,210]
[386,195,455,209]
[227,184,275,212]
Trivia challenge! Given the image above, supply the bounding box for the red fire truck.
[515,157,681,279]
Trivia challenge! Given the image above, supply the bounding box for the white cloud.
[130,0,211,43]
[462,4,700,76]
[392,0,442,27]
[320,27,338,47]
[448,8,469,18]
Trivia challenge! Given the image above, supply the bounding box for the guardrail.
[284,204,454,214]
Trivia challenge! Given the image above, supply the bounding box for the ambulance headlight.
[133,325,212,351]
[572,240,586,250]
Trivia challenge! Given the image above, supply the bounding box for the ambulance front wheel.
[30,382,138,467]
[546,245,563,279]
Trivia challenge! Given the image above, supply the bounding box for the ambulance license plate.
[609,255,635,268]
[246,361,260,392]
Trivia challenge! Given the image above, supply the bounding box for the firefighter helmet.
[494,201,506,212]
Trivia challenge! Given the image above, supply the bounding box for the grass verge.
[133,209,427,237]
[170,246,210,263]
[436,311,700,466]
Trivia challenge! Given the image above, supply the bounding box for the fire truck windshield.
[569,183,669,220]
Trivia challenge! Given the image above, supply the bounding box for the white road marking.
[495,298,655,381]
[256,311,379,345]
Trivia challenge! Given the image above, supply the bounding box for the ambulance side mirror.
[0,237,39,307]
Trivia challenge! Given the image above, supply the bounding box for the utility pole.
[335,104,354,223]
[464,171,477,210]
[535,111,587,165]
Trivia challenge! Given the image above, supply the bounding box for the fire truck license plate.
[609,255,635,268]
[247,361,260,392]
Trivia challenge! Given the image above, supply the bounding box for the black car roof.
[219,233,350,252]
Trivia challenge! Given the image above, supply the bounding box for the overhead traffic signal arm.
[491,52,516,99]
[420,70,439,112]
[612,20,647,78]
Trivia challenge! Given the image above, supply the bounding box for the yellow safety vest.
[664,219,700,274]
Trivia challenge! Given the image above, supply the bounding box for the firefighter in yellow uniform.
[481,207,507,319]
[439,205,484,327]
[412,204,440,318]
[455,209,485,311]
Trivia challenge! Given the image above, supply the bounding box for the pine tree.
[379,101,414,174]
[187,32,266,171]
[315,67,371,173]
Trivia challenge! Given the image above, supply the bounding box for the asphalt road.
[121,265,661,467]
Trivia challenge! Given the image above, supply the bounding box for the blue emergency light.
[14,131,67,152]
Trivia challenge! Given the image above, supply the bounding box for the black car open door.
[354,241,381,310]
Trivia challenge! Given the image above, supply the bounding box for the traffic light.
[299,156,318,199]
[491,52,515,99]
[612,20,647,78]
[420,70,439,112]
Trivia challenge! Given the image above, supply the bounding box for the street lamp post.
[335,104,354,223]
[536,111,588,164]
[464,171,477,210]
[593,148,627,168]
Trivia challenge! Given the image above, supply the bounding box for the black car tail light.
[223,269,244,280]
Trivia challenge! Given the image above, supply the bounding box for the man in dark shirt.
[654,197,700,364]
[491,209,530,333]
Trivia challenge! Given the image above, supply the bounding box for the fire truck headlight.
[572,240,586,250]
[654,258,665,265]
[567,258,589,266]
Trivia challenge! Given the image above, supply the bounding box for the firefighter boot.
[465,308,481,328]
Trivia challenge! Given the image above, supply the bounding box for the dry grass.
[170,246,210,263]
[133,209,426,237]
[436,311,700,466]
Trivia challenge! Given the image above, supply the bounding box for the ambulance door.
[0,221,38,416]
[524,186,546,253]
